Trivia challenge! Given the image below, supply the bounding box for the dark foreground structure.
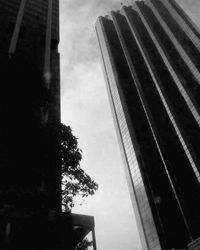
[0,0,61,213]
[96,0,200,249]
[0,0,96,249]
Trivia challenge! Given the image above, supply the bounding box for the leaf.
[60,123,98,211]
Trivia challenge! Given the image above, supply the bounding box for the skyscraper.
[0,2,97,250]
[0,0,61,211]
[0,1,61,248]
[96,0,200,249]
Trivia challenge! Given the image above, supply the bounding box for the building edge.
[96,17,150,250]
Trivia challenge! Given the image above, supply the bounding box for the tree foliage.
[60,123,98,211]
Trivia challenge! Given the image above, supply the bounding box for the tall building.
[96,0,200,249]
[0,0,61,249]
[0,0,61,211]
[0,2,97,250]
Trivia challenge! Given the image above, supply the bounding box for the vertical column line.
[123,6,193,241]
[110,12,162,249]
[135,3,200,182]
[44,0,53,88]
[4,222,11,250]
[8,0,27,55]
[92,228,97,250]
[95,18,149,250]
[146,0,200,86]
[160,0,200,53]
[168,0,200,37]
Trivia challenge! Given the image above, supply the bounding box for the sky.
[59,1,200,250]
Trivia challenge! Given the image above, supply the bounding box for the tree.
[60,123,98,211]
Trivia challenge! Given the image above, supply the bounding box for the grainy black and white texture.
[96,0,200,249]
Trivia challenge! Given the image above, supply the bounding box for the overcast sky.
[59,1,200,250]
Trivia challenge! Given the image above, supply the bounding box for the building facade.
[96,0,200,249]
[0,0,61,212]
[0,2,98,250]
[0,0,61,236]
[0,1,61,248]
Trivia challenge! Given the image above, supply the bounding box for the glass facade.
[96,17,161,250]
[159,0,200,53]
[129,3,200,182]
[96,0,200,249]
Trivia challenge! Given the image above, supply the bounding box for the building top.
[0,0,59,41]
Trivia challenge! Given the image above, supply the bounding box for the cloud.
[59,1,200,250]
[59,1,143,250]
[59,0,124,94]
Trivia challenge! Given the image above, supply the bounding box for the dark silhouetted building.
[0,0,60,211]
[0,0,61,249]
[96,0,200,249]
[0,2,97,250]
